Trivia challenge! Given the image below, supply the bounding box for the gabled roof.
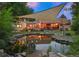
[17,4,66,22]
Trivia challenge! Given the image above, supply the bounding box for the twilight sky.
[27,2,73,20]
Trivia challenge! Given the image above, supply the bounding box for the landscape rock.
[21,52,26,57]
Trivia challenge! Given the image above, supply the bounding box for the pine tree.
[71,3,79,34]
[0,7,14,49]
[4,2,33,16]
[68,3,79,56]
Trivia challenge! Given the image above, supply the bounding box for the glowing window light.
[55,23,58,26]
[38,35,41,38]
[29,24,32,27]
[38,23,41,25]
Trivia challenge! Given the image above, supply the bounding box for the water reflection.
[36,41,69,54]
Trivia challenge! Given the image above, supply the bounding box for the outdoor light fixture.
[17,24,22,28]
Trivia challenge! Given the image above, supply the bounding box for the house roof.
[17,4,66,22]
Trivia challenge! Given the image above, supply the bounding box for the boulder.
[21,52,26,57]
[0,49,10,57]
[41,51,47,56]
[15,53,22,57]
[0,49,4,53]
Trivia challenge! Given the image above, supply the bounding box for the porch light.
[17,24,22,28]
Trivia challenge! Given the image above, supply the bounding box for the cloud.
[27,2,39,8]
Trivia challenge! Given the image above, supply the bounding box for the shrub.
[0,39,6,49]
[65,33,71,36]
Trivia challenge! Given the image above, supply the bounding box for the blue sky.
[31,2,64,12]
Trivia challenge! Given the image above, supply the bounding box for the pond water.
[36,41,70,54]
